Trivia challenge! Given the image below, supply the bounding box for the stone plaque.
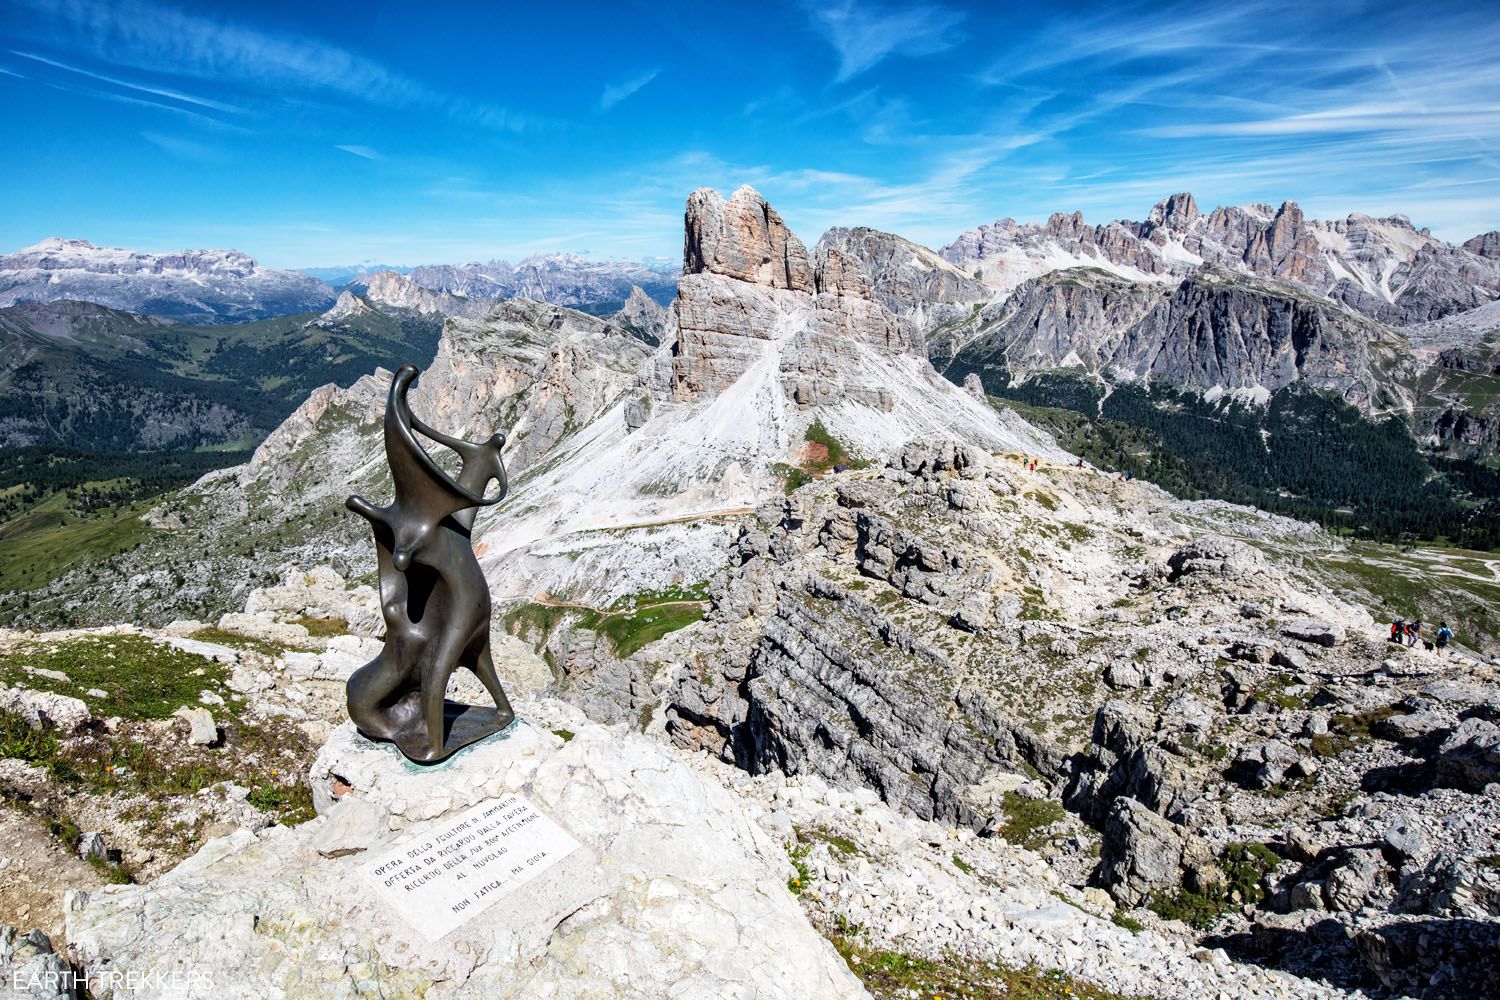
[361,793,581,940]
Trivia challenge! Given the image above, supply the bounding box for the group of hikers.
[1389,617,1455,654]
[1024,455,1137,481]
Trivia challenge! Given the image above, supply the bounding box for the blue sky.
[1,0,1497,267]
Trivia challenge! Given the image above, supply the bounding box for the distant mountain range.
[938,193,1500,324]
[814,195,1500,461]
[0,238,336,323]
[404,252,679,314]
[0,271,469,452]
[1,238,683,324]
[297,263,413,288]
[8,193,1500,491]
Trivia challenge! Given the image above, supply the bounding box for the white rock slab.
[64,703,866,999]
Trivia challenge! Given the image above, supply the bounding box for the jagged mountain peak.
[1148,192,1199,229]
[314,289,375,325]
[1466,231,1500,259]
[683,185,812,291]
[612,285,669,346]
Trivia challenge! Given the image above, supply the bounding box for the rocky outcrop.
[316,289,376,324]
[1147,192,1199,230]
[1099,797,1217,906]
[66,716,866,999]
[656,433,1500,994]
[362,269,493,320]
[665,186,924,408]
[1353,916,1500,995]
[950,268,1411,412]
[0,685,90,732]
[814,226,992,355]
[0,927,72,1000]
[684,186,812,291]
[1463,231,1500,259]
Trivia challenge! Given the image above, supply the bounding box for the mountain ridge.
[937,193,1500,325]
[0,238,336,323]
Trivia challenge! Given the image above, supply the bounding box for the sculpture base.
[362,701,516,765]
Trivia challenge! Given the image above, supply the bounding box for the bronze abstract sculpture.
[346,364,515,763]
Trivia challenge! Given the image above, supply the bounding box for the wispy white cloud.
[0,67,28,79]
[600,68,659,111]
[980,2,1279,86]
[335,144,381,160]
[31,73,232,126]
[15,0,531,131]
[1143,105,1500,139]
[10,48,241,113]
[805,0,964,82]
[141,130,225,162]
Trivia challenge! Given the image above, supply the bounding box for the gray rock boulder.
[1104,659,1145,690]
[1165,537,1267,582]
[1428,717,1500,792]
[1325,848,1385,912]
[1280,618,1345,648]
[173,706,218,746]
[1100,797,1217,907]
[1237,739,1299,788]
[77,832,107,863]
[0,926,74,1000]
[1352,914,1500,995]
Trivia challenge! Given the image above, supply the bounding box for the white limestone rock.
[215,611,313,649]
[65,707,865,999]
[155,635,241,663]
[173,706,218,746]
[0,686,90,732]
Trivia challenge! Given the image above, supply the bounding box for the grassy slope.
[0,490,155,592]
[504,584,710,661]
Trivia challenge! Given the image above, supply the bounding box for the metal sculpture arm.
[388,365,504,509]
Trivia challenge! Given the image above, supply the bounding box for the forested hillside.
[973,369,1500,548]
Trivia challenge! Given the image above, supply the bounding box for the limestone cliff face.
[665,186,920,409]
[815,226,989,329]
[683,185,812,291]
[1466,231,1500,259]
[362,269,493,320]
[951,268,1414,413]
